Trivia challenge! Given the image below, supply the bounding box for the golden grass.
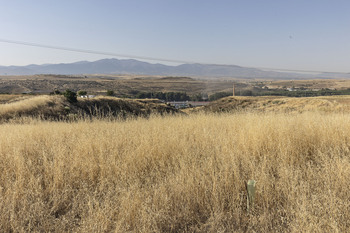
[0,112,349,232]
[267,79,350,90]
[0,75,234,96]
[0,94,30,104]
[0,95,178,123]
[0,95,66,122]
[199,96,350,114]
[0,95,62,114]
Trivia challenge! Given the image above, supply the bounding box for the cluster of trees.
[135,92,191,101]
[134,91,237,102]
[135,92,218,101]
[48,89,238,102]
[54,87,343,103]
[190,93,208,101]
[196,88,350,100]
[208,92,232,101]
[51,89,78,103]
[254,88,350,97]
[51,89,116,103]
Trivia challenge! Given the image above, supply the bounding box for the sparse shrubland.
[0,94,30,104]
[198,96,350,114]
[0,111,349,232]
[0,95,67,121]
[0,95,178,122]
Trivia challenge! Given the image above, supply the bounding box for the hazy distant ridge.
[0,58,347,79]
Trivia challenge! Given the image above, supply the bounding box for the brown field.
[0,94,30,104]
[0,75,237,95]
[0,94,350,231]
[0,95,178,123]
[195,95,350,114]
[264,78,350,90]
[3,74,350,100]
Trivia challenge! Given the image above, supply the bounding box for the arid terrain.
[1,95,350,232]
[193,95,350,113]
[3,74,350,98]
[1,92,350,232]
[2,0,350,231]
[0,75,236,96]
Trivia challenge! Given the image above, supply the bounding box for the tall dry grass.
[200,96,350,114]
[0,112,349,232]
[0,95,66,122]
[0,95,178,123]
[0,94,28,104]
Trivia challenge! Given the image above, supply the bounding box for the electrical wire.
[0,38,348,74]
[0,38,196,64]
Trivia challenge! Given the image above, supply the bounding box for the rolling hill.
[0,58,329,79]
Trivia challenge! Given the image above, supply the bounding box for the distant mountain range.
[0,58,349,79]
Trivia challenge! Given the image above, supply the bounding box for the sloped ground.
[0,94,31,104]
[197,96,350,113]
[76,96,178,118]
[0,95,179,122]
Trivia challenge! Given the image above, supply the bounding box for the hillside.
[4,95,350,123]
[0,95,178,122]
[196,95,350,113]
[0,58,338,79]
[0,75,236,96]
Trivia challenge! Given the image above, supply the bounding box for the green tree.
[77,90,87,96]
[241,90,253,96]
[106,90,115,96]
[209,92,232,101]
[63,89,77,103]
[191,93,202,101]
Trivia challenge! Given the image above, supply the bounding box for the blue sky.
[0,0,349,72]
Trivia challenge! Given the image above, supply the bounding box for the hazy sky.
[0,0,349,72]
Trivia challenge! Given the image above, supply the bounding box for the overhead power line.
[0,38,349,74]
[0,38,195,64]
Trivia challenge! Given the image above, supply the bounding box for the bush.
[135,91,190,101]
[63,89,77,103]
[106,90,115,96]
[77,90,87,96]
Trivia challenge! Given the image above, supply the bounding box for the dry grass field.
[196,95,350,114]
[0,108,350,231]
[0,94,30,104]
[0,95,178,123]
[0,75,236,95]
[265,78,350,90]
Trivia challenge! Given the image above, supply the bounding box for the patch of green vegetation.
[106,90,115,96]
[77,90,87,96]
[208,92,232,101]
[135,92,191,101]
[63,89,77,103]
